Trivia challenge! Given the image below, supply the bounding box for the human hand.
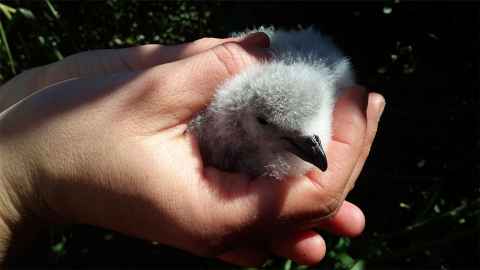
[0,33,384,266]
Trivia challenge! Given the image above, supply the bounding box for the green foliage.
[51,236,67,256]
[0,2,20,75]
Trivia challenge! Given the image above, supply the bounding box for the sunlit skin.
[0,33,384,266]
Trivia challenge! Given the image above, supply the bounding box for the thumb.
[136,33,271,126]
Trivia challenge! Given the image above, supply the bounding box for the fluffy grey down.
[188,26,355,179]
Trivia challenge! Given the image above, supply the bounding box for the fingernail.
[238,32,270,48]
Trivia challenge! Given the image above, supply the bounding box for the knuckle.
[318,192,343,217]
[310,181,344,217]
[325,193,343,215]
[117,45,153,71]
[210,42,250,76]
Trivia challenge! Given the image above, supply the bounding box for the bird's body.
[189,27,355,179]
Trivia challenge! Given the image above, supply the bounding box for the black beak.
[285,135,328,171]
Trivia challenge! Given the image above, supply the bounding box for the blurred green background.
[1,1,478,269]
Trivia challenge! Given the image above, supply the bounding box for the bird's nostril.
[312,135,321,145]
[303,136,317,147]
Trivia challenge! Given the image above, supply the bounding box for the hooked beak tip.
[286,135,328,172]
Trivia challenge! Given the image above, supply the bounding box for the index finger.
[0,33,270,112]
[118,32,270,71]
[40,32,270,86]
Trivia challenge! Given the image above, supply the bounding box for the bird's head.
[213,61,337,172]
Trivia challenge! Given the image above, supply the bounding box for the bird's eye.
[256,116,269,126]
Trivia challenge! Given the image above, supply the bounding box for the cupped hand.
[0,33,384,266]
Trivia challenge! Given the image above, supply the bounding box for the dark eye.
[256,116,269,126]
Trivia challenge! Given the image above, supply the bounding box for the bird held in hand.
[189,26,355,179]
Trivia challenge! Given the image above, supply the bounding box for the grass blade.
[350,260,366,270]
[283,259,292,270]
[44,0,60,19]
[0,18,15,74]
[0,3,16,20]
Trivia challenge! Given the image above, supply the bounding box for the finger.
[44,32,270,85]
[316,201,365,237]
[315,86,368,195]
[131,36,271,129]
[271,230,326,265]
[346,92,385,193]
[116,32,270,72]
[218,247,270,267]
[0,33,270,113]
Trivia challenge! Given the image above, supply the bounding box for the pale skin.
[0,33,385,266]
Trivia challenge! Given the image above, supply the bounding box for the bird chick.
[189,26,355,179]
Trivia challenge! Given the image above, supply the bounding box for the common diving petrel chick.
[188,26,355,179]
